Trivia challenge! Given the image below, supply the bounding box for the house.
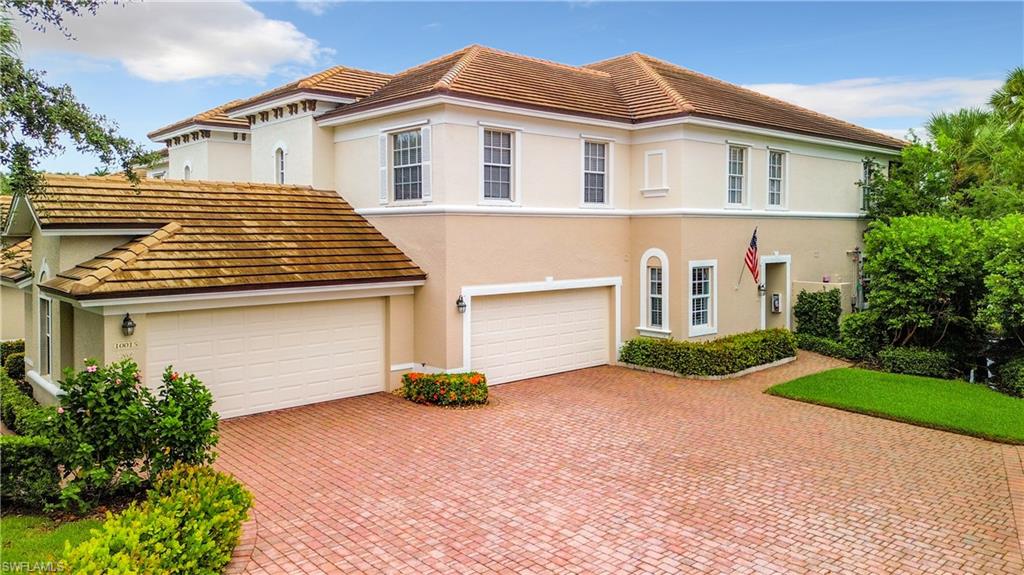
[1,195,31,341]
[1,46,901,417]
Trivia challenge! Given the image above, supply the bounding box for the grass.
[0,514,102,567]
[767,368,1024,444]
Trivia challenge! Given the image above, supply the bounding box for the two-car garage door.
[146,298,385,419]
[469,287,611,384]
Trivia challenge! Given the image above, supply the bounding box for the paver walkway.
[218,353,1024,574]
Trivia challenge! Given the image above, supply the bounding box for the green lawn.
[0,515,101,567]
[767,368,1024,444]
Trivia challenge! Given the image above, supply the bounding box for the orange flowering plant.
[400,371,488,406]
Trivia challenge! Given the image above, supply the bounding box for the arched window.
[183,165,191,181]
[275,148,286,184]
[639,248,670,336]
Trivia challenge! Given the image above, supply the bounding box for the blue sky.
[12,1,1023,174]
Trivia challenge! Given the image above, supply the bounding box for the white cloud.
[744,77,1000,121]
[295,0,332,16]
[14,0,327,82]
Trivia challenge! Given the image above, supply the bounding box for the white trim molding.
[725,142,751,208]
[357,204,865,220]
[759,254,792,330]
[580,137,614,208]
[459,276,623,372]
[478,123,523,206]
[226,92,355,119]
[638,248,669,336]
[641,149,669,198]
[687,259,718,338]
[765,146,790,211]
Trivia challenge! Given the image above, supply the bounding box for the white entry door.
[470,287,610,384]
[146,298,386,418]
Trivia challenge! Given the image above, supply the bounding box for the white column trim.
[759,254,792,330]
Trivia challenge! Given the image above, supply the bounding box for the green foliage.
[0,514,102,567]
[49,359,219,512]
[795,333,854,360]
[63,464,253,575]
[0,434,60,508]
[863,217,983,348]
[990,67,1024,128]
[0,368,54,436]
[618,329,797,377]
[4,350,25,380]
[995,356,1024,398]
[400,372,488,406]
[839,310,887,360]
[1,337,23,362]
[878,347,953,379]
[978,215,1024,345]
[793,289,842,339]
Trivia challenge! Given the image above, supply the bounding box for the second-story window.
[275,148,286,184]
[727,145,745,205]
[768,150,785,207]
[393,129,423,201]
[861,160,874,211]
[583,141,607,204]
[483,129,513,200]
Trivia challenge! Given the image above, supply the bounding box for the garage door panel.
[147,298,386,418]
[471,287,610,385]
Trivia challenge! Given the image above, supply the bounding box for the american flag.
[744,228,760,284]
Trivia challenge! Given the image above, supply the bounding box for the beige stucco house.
[0,46,900,417]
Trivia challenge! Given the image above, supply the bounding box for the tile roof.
[147,100,250,140]
[317,46,902,150]
[1,237,32,285]
[34,175,425,300]
[223,66,393,115]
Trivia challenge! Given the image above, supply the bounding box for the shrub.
[795,333,854,360]
[839,310,887,360]
[878,347,953,378]
[148,367,219,475]
[0,368,54,436]
[794,289,842,339]
[0,435,60,509]
[64,464,253,574]
[400,372,488,406]
[618,329,797,377]
[1,339,24,363]
[995,356,1024,398]
[4,351,25,381]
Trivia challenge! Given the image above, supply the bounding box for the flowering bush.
[400,372,488,406]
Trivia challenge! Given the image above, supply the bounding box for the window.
[182,165,191,181]
[648,266,663,329]
[583,141,607,204]
[861,160,874,211]
[483,129,513,200]
[688,260,717,337]
[768,150,785,207]
[392,129,423,201]
[39,296,51,376]
[727,145,745,205]
[275,148,286,184]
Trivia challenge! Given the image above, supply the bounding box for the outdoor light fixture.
[758,284,767,296]
[456,295,467,314]
[121,313,136,337]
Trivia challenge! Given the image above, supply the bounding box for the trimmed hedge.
[839,310,886,360]
[795,333,855,360]
[0,368,54,436]
[64,464,253,574]
[1,338,24,363]
[995,356,1024,398]
[618,329,797,377]
[878,347,953,378]
[0,435,60,509]
[4,351,25,381]
[401,372,488,406]
[794,289,842,340]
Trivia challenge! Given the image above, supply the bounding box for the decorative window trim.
[688,259,718,338]
[725,144,750,208]
[641,149,669,197]
[766,147,789,210]
[273,143,287,185]
[38,279,52,377]
[378,121,432,205]
[580,138,612,207]
[182,161,192,181]
[638,247,670,337]
[478,123,522,206]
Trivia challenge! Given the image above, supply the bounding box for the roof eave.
[147,121,250,143]
[224,90,359,118]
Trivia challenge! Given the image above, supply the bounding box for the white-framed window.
[642,149,668,197]
[483,129,513,200]
[649,266,664,328]
[182,164,191,181]
[582,140,608,205]
[688,259,718,337]
[638,248,670,336]
[727,145,746,205]
[39,294,51,376]
[393,129,423,201]
[767,149,786,208]
[861,160,874,211]
[275,147,286,184]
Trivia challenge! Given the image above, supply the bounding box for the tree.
[979,215,1024,346]
[990,67,1024,128]
[1,1,154,199]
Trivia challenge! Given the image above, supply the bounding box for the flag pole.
[734,261,747,290]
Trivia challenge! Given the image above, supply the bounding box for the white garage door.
[470,287,610,384]
[146,298,385,418]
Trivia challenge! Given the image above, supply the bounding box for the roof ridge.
[629,53,694,114]
[474,45,610,77]
[297,65,345,89]
[434,45,483,90]
[63,222,182,295]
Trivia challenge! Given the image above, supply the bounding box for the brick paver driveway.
[217,353,1024,575]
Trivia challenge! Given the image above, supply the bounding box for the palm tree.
[990,67,1024,127]
[925,108,994,193]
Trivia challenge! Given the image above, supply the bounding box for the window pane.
[691,266,712,327]
[583,141,607,204]
[483,130,513,199]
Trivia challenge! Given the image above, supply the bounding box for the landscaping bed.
[767,367,1024,444]
[617,329,797,378]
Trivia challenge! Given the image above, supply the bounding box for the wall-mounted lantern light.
[456,295,467,314]
[122,313,136,337]
[757,284,767,296]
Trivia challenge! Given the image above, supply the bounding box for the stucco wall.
[251,114,335,189]
[1,285,26,341]
[168,140,209,180]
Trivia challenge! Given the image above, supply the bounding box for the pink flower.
[114,378,122,385]
[86,365,98,373]
[133,372,141,382]
[57,407,64,414]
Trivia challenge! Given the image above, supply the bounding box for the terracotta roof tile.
[34,175,425,299]
[1,237,32,285]
[147,100,249,140]
[224,66,392,114]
